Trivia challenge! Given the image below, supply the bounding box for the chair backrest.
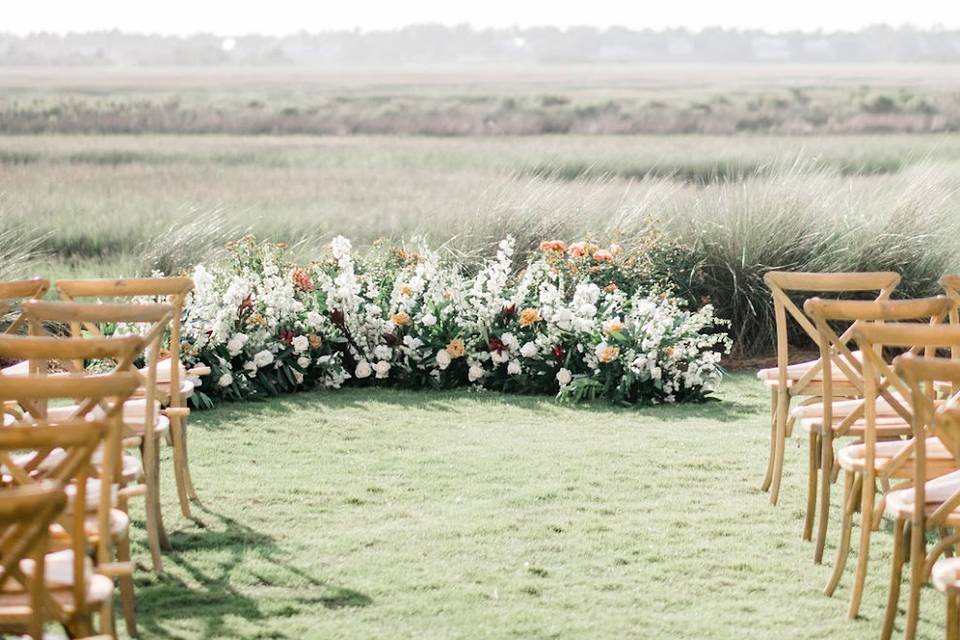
[55,278,193,410]
[852,323,960,481]
[763,271,900,397]
[0,481,65,639]
[0,279,49,336]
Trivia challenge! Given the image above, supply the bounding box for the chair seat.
[797,415,913,438]
[886,470,960,520]
[791,394,916,420]
[40,401,169,438]
[837,437,957,475]
[8,549,93,592]
[933,557,960,592]
[49,508,129,544]
[757,351,863,383]
[0,573,113,615]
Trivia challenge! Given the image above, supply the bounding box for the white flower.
[297,356,311,368]
[403,335,423,350]
[330,235,352,260]
[217,372,234,387]
[374,360,391,379]
[436,349,452,370]
[306,311,323,329]
[491,350,510,365]
[507,360,522,375]
[253,350,274,368]
[468,364,485,382]
[374,345,393,361]
[293,370,304,384]
[355,361,371,379]
[227,333,248,357]
[501,332,519,351]
[554,308,573,330]
[292,335,309,354]
[520,341,538,358]
[556,368,572,386]
[422,313,437,327]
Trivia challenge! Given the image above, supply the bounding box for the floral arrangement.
[180,235,730,408]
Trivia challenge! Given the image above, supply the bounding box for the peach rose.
[391,311,411,327]
[446,339,466,359]
[519,308,542,327]
[593,249,613,262]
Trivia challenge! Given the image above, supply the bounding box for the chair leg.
[881,518,907,640]
[948,590,960,640]
[170,416,193,518]
[905,520,927,640]
[142,439,168,572]
[848,475,875,618]
[117,533,138,637]
[815,429,833,564]
[99,595,115,638]
[803,431,819,541]
[760,387,777,493]
[825,470,857,596]
[770,390,789,505]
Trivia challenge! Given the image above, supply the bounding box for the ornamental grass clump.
[181,235,730,408]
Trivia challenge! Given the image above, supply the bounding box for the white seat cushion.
[757,351,863,382]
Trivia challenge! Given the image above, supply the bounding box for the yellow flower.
[519,308,542,327]
[308,334,322,349]
[391,311,411,327]
[446,339,466,359]
[598,345,620,364]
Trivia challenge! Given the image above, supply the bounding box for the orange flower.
[604,283,618,293]
[539,240,567,252]
[519,307,542,327]
[604,321,624,335]
[400,285,414,297]
[308,334,322,348]
[292,267,314,292]
[609,243,623,256]
[391,311,411,327]
[446,339,466,358]
[593,249,613,263]
[568,241,587,257]
[598,345,620,364]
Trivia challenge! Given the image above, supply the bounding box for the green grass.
[125,374,945,639]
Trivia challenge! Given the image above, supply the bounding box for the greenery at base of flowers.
[181,235,730,409]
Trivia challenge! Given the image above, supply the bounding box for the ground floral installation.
[180,235,731,408]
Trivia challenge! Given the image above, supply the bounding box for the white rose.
[422,313,437,327]
[297,356,311,368]
[507,360,522,376]
[253,350,274,368]
[520,341,538,358]
[491,350,510,365]
[436,349,452,370]
[468,364,485,382]
[374,345,393,360]
[217,372,234,387]
[227,333,248,356]
[501,332,519,351]
[355,361,371,379]
[374,360,391,379]
[556,367,572,386]
[292,335,309,354]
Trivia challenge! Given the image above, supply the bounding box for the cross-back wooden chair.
[0,278,49,337]
[759,271,901,506]
[55,277,203,519]
[881,352,960,640]
[0,361,141,638]
[0,481,65,639]
[21,299,176,578]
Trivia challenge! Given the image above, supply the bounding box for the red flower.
[280,329,295,345]
[383,332,400,347]
[239,294,253,312]
[604,283,618,293]
[489,337,506,353]
[551,344,565,362]
[330,309,345,326]
[292,268,314,292]
[500,303,517,318]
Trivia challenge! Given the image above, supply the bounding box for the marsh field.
[3,63,960,354]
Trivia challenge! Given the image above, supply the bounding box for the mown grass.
[123,374,944,639]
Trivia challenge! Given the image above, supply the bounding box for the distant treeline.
[3,25,960,65]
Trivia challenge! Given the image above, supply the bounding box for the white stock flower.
[403,335,423,350]
[217,372,234,387]
[374,345,393,361]
[421,313,437,327]
[330,236,352,260]
[355,361,371,379]
[292,335,309,354]
[520,341,538,358]
[253,350,274,368]
[556,368,572,386]
[374,360,391,379]
[227,333,248,356]
[507,360,522,376]
[436,349,452,370]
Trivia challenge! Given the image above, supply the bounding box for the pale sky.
[5,0,959,35]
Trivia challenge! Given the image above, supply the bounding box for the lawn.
[124,373,946,639]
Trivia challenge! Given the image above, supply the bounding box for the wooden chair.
[0,278,49,337]
[759,271,900,506]
[21,299,176,577]
[0,482,65,639]
[799,295,952,573]
[0,361,140,637]
[882,352,960,640]
[0,334,144,637]
[55,277,203,519]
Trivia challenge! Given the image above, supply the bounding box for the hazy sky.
[6,0,960,35]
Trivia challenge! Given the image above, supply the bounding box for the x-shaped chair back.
[765,271,900,398]
[0,279,49,336]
